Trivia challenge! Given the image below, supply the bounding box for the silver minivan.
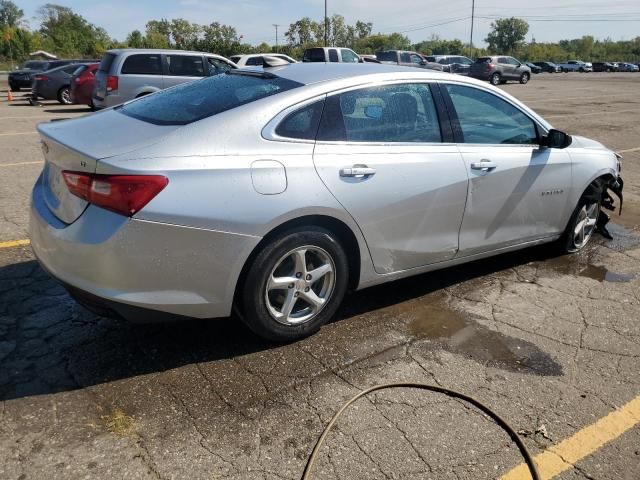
[92,49,237,109]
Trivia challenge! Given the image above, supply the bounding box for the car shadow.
[44,107,92,114]
[0,244,565,401]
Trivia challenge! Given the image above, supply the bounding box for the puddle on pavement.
[405,299,563,376]
[544,255,635,283]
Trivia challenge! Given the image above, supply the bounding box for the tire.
[519,72,530,84]
[240,226,349,342]
[562,181,603,253]
[579,67,585,73]
[490,72,501,86]
[9,84,19,92]
[57,86,72,105]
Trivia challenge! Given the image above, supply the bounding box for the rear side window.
[121,54,162,75]
[317,83,442,143]
[99,53,116,72]
[275,100,325,140]
[328,49,339,62]
[229,56,241,63]
[445,84,537,144]
[166,55,205,77]
[246,56,264,66]
[63,65,79,74]
[304,49,325,62]
[376,51,397,62]
[119,72,303,126]
[475,57,491,64]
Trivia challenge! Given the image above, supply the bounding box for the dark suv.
[9,59,93,91]
[469,56,532,85]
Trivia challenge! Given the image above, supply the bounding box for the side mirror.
[542,129,572,149]
[420,60,427,66]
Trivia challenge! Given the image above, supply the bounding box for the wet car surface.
[1,73,640,479]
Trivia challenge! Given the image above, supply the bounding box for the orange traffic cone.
[7,90,13,102]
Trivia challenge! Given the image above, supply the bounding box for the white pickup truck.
[558,60,593,72]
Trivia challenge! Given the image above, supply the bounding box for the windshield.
[118,72,303,126]
[21,61,47,70]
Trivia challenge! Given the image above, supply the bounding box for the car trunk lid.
[38,110,178,224]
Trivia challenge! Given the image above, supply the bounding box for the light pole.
[273,24,280,52]
[469,0,475,58]
[324,0,328,47]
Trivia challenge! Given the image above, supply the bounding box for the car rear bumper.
[29,175,261,320]
[9,77,31,88]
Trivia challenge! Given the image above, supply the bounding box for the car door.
[313,82,469,274]
[119,53,163,99]
[163,54,207,88]
[442,83,572,257]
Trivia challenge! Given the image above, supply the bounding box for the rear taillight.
[487,64,494,71]
[34,75,49,81]
[62,171,168,216]
[106,75,118,93]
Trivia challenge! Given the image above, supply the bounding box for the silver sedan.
[30,63,623,341]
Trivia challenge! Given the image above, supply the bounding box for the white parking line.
[545,109,637,119]
[617,147,640,154]
[0,161,42,168]
[0,131,38,136]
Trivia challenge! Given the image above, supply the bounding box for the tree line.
[1,1,639,68]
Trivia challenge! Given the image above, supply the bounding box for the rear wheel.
[519,72,530,84]
[562,182,603,253]
[240,227,349,342]
[57,86,72,105]
[490,72,501,86]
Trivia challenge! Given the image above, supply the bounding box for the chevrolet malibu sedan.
[30,64,623,341]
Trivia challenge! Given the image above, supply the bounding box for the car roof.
[106,48,223,56]
[265,62,451,86]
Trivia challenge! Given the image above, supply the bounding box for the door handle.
[340,166,376,177]
[470,160,497,172]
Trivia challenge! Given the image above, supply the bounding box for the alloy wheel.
[61,88,72,105]
[265,246,336,326]
[573,202,599,249]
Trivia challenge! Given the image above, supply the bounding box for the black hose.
[300,382,541,480]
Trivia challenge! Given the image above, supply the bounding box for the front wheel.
[519,72,530,84]
[563,183,602,253]
[57,86,72,105]
[490,72,501,86]
[240,227,349,342]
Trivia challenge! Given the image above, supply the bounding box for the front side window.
[121,54,162,75]
[167,55,205,77]
[445,84,537,145]
[275,99,325,140]
[208,58,233,75]
[317,83,442,143]
[340,49,359,63]
[119,72,303,126]
[410,54,423,64]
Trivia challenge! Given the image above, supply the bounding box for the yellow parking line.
[617,147,640,154]
[0,131,38,136]
[501,394,640,480]
[0,161,42,168]
[0,239,30,249]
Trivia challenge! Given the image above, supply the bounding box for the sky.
[16,0,640,46]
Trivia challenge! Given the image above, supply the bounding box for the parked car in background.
[229,53,297,67]
[93,49,237,109]
[525,62,542,74]
[29,63,623,341]
[618,63,639,72]
[31,63,88,105]
[558,60,592,72]
[9,59,98,91]
[376,50,443,71]
[592,62,616,72]
[469,56,532,85]
[424,55,473,75]
[70,63,99,109]
[532,61,561,73]
[302,47,361,63]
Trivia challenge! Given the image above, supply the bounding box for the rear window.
[72,65,87,76]
[118,72,303,126]
[22,60,47,70]
[99,53,117,72]
[376,51,398,62]
[121,54,162,75]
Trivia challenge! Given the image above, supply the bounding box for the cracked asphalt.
[1,73,639,480]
